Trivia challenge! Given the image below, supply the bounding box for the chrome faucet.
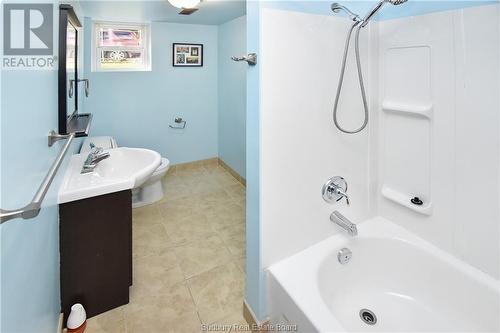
[81,144,110,174]
[330,211,357,236]
[332,186,350,205]
[322,176,350,205]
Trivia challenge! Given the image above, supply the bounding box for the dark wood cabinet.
[59,190,132,320]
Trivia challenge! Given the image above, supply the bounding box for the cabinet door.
[59,190,132,320]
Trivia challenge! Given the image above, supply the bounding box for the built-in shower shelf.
[381,185,433,216]
[382,101,433,119]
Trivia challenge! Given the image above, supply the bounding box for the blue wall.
[0,2,84,332]
[218,16,247,178]
[1,72,74,331]
[84,20,219,165]
[245,0,266,322]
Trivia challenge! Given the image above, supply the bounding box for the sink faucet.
[81,144,110,174]
[330,211,357,236]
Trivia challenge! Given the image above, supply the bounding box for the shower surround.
[259,3,500,330]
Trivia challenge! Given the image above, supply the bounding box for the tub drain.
[359,309,377,325]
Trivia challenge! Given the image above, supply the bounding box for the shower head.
[331,3,361,22]
[360,0,408,27]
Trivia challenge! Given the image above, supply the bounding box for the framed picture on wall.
[173,43,203,67]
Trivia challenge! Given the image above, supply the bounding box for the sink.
[58,147,161,204]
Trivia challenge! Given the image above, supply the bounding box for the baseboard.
[57,313,64,333]
[243,299,270,332]
[167,157,246,187]
[167,157,219,174]
[218,158,246,186]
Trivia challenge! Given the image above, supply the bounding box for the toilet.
[131,157,170,208]
[80,136,170,208]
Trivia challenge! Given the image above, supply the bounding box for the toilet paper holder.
[169,117,187,129]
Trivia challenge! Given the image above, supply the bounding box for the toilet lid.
[157,158,170,172]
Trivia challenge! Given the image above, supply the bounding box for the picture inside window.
[93,22,150,71]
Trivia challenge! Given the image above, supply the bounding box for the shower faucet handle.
[336,187,350,205]
[322,176,350,205]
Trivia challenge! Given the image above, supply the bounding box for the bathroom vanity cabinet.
[59,190,132,320]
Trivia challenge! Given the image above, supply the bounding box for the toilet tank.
[80,136,118,153]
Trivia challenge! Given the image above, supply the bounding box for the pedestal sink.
[58,147,161,204]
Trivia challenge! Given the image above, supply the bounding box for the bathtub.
[268,217,500,332]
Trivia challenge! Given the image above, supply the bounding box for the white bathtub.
[268,217,500,332]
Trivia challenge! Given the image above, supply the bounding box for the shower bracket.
[231,53,257,66]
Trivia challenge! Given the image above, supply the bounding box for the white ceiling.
[80,0,246,25]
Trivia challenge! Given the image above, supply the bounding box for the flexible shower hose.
[333,21,369,134]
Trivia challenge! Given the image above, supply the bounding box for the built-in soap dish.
[381,185,432,216]
[382,101,433,119]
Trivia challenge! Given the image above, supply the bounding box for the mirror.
[66,21,76,121]
[58,4,91,136]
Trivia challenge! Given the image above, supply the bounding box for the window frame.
[92,21,151,72]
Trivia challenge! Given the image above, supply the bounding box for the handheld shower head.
[360,0,408,27]
[330,0,408,134]
[331,3,361,22]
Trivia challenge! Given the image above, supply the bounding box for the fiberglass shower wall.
[259,6,375,269]
[375,4,500,279]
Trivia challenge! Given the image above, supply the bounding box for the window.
[92,22,151,72]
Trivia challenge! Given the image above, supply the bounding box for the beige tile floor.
[86,160,248,333]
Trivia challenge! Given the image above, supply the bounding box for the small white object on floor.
[67,303,86,330]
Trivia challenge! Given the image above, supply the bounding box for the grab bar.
[0,132,76,224]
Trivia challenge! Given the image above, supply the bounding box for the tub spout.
[330,211,357,236]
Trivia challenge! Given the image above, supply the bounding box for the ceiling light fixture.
[167,0,200,9]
